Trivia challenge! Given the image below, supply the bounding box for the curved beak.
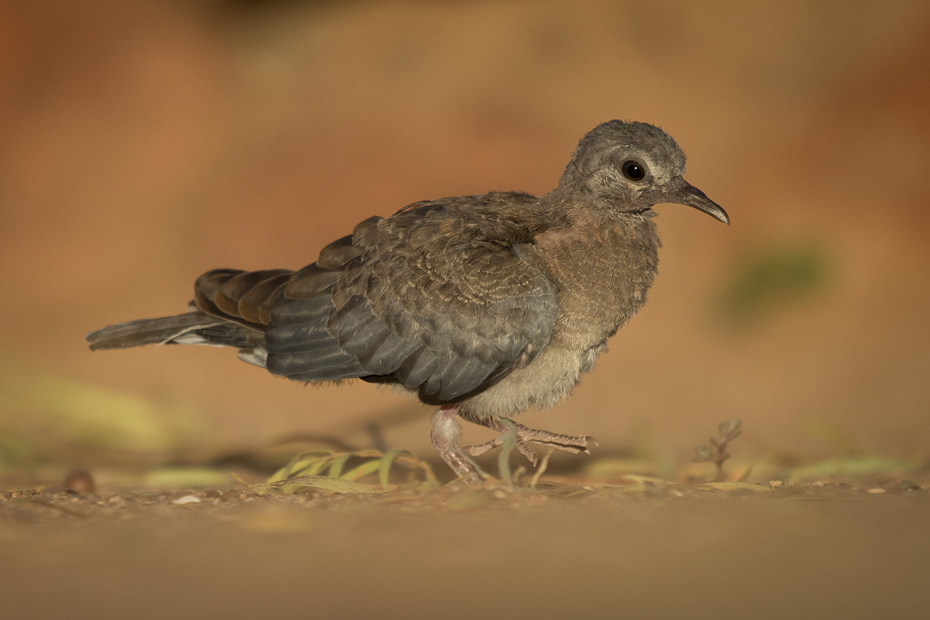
[655,177,729,225]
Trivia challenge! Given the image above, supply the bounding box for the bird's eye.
[621,160,646,181]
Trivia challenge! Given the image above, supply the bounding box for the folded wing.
[263,194,558,404]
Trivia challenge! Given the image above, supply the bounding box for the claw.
[516,440,539,466]
[465,435,541,465]
[433,408,596,484]
[463,416,596,465]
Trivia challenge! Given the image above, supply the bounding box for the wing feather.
[264,192,558,403]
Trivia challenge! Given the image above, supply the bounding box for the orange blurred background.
[1,0,929,472]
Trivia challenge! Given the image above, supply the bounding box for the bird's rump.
[195,268,293,329]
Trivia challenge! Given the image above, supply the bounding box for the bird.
[86,120,729,483]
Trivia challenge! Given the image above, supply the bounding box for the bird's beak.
[656,177,730,225]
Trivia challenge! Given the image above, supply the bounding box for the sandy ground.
[2,480,929,620]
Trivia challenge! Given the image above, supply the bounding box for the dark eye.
[621,160,646,181]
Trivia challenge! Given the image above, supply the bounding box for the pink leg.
[430,406,482,484]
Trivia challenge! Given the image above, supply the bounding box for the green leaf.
[268,449,334,482]
[714,420,741,442]
[327,453,353,479]
[341,459,383,481]
[292,456,332,478]
[378,449,409,491]
[265,448,440,491]
[496,419,517,489]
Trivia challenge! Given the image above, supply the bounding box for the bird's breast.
[531,215,660,349]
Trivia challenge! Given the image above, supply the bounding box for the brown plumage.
[87,120,728,483]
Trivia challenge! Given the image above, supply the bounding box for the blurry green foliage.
[0,432,41,468]
[788,456,920,481]
[0,369,202,467]
[717,242,829,325]
[802,418,865,456]
[144,467,233,488]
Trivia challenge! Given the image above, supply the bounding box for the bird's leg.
[462,415,597,467]
[430,405,486,484]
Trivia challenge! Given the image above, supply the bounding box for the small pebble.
[63,469,96,495]
[172,495,201,505]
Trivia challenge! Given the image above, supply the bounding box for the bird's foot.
[430,406,487,485]
[464,417,597,466]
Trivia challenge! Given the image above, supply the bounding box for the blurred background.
[1,0,928,484]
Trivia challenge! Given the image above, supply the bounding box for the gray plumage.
[87,120,728,482]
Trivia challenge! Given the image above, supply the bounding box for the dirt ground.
[2,478,929,620]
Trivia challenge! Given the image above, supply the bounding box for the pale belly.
[455,338,608,421]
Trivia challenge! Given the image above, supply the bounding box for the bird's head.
[560,120,729,225]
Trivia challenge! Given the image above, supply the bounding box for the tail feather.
[86,311,259,351]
